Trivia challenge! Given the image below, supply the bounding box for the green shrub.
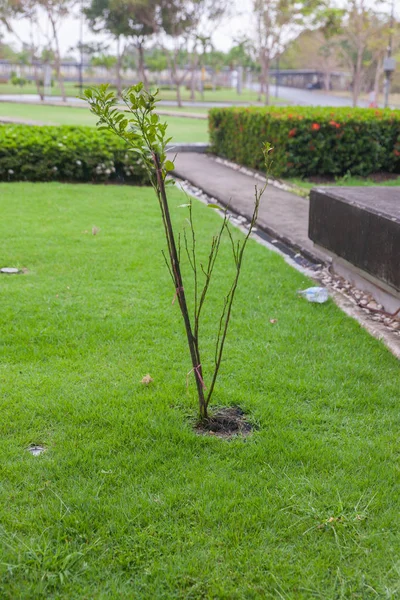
[208,106,400,178]
[0,124,147,184]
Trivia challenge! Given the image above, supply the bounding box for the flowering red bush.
[209,106,400,177]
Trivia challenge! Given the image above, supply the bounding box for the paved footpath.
[169,152,328,263]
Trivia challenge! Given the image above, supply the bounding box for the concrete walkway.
[169,152,328,263]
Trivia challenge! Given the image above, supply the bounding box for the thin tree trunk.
[116,37,122,96]
[263,55,270,105]
[153,153,207,418]
[373,58,383,101]
[190,50,198,101]
[172,50,183,108]
[352,46,363,107]
[137,43,148,89]
[323,70,331,91]
[49,13,66,102]
[34,66,44,101]
[176,77,182,107]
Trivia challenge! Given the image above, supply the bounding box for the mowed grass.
[1,182,400,599]
[287,175,400,190]
[0,82,276,105]
[0,102,209,142]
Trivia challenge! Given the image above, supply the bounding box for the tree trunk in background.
[323,70,331,91]
[171,49,183,107]
[34,66,44,101]
[352,46,363,106]
[261,53,270,105]
[373,58,383,101]
[116,37,122,96]
[29,35,44,101]
[49,13,66,102]
[176,78,182,107]
[258,72,264,102]
[137,43,148,89]
[190,51,198,101]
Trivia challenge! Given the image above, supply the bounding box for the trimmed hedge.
[0,124,147,184]
[208,106,400,178]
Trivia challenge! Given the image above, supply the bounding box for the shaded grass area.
[1,183,400,599]
[0,102,209,142]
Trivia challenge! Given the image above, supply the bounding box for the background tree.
[146,46,168,86]
[85,0,156,94]
[159,0,227,106]
[338,0,392,106]
[33,0,75,102]
[252,0,321,104]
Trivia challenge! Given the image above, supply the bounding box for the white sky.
[3,0,254,58]
[3,0,396,59]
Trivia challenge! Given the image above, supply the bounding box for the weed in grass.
[0,526,100,593]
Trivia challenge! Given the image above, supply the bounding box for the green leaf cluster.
[0,124,147,184]
[83,83,174,185]
[209,106,400,178]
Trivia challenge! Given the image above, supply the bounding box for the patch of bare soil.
[195,406,254,439]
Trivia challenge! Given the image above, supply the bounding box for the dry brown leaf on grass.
[92,226,100,235]
[141,374,153,385]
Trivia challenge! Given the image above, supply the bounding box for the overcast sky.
[3,0,396,58]
[3,0,255,57]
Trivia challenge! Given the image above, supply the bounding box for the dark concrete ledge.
[309,187,400,293]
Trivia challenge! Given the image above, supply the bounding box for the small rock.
[390,322,400,330]
[359,299,368,306]
[27,445,45,456]
[366,301,379,311]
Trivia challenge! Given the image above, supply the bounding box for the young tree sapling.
[84,83,271,420]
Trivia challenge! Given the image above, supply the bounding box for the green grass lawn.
[1,182,400,599]
[0,102,209,142]
[286,175,400,190]
[0,82,278,105]
[0,81,79,97]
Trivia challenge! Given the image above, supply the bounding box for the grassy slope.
[0,102,209,142]
[1,182,400,599]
